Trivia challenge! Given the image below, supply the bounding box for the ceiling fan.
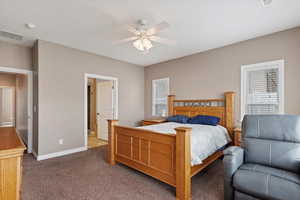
[115,19,176,52]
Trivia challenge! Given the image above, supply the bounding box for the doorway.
[0,67,33,153]
[84,74,118,149]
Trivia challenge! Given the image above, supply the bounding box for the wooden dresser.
[0,127,26,200]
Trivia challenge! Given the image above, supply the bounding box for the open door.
[96,80,114,140]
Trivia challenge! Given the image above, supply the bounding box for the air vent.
[0,31,23,41]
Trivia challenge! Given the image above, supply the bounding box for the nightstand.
[233,128,242,146]
[142,119,166,126]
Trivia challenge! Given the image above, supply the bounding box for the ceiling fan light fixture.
[143,38,153,50]
[133,38,153,51]
[116,20,172,52]
[133,39,144,51]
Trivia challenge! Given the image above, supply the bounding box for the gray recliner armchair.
[223,115,300,200]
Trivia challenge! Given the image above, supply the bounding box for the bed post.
[107,119,118,165]
[175,127,192,200]
[168,95,175,116]
[224,92,235,139]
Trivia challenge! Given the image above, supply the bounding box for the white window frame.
[241,60,284,120]
[152,77,170,117]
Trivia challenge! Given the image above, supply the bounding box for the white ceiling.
[1,0,300,66]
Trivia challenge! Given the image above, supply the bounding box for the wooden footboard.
[108,120,194,200]
[108,120,177,185]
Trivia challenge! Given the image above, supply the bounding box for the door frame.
[0,66,33,153]
[84,73,118,149]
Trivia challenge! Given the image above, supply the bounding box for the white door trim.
[84,73,118,149]
[0,66,33,153]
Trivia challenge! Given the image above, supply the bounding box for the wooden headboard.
[168,92,235,136]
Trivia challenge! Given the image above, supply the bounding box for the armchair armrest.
[223,146,244,200]
[223,146,244,178]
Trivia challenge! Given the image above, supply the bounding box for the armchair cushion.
[242,115,300,142]
[244,138,300,173]
[233,164,300,200]
[243,115,300,173]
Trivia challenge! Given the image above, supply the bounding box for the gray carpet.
[22,146,224,200]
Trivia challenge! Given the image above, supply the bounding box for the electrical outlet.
[59,139,64,145]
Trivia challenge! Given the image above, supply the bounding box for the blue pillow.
[166,115,189,123]
[188,115,220,126]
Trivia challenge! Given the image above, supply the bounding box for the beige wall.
[0,40,32,70]
[145,27,300,122]
[36,40,144,155]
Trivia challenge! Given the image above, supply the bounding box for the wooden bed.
[107,92,235,200]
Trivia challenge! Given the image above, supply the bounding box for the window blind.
[152,78,169,117]
[245,67,280,115]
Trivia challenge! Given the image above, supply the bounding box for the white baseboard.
[0,122,14,127]
[0,121,13,125]
[35,147,87,161]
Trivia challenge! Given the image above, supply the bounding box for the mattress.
[137,122,231,166]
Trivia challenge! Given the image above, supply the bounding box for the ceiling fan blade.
[147,21,169,35]
[127,25,140,35]
[113,36,138,45]
[149,36,176,45]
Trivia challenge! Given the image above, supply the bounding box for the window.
[152,78,169,117]
[241,60,284,119]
